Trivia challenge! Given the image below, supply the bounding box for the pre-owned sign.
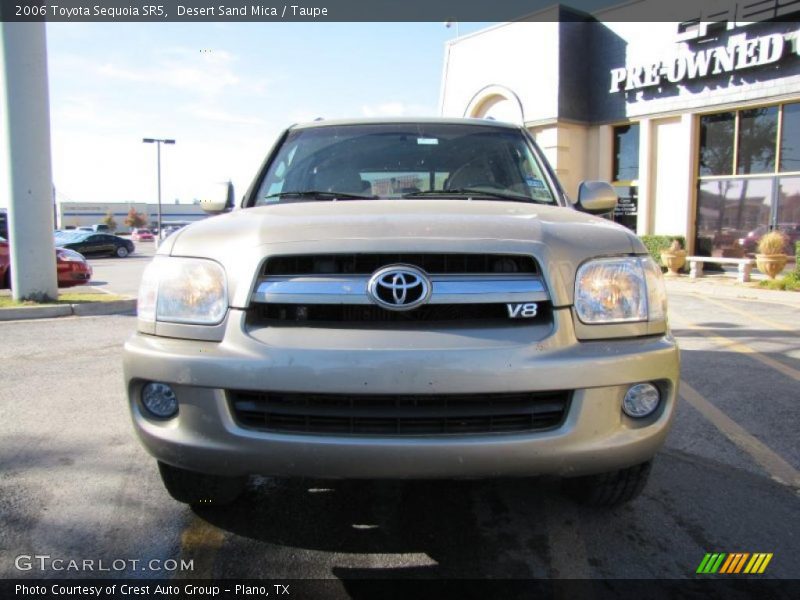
[609,30,798,93]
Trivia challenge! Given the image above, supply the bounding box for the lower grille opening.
[250,302,552,326]
[228,390,571,436]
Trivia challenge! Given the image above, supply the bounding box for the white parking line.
[669,313,800,383]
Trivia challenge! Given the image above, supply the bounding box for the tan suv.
[124,119,679,507]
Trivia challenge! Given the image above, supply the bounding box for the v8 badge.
[507,303,538,318]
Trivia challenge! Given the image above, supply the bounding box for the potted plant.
[755,231,788,279]
[660,239,686,276]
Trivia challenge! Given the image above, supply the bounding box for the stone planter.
[660,250,686,276]
[755,254,787,279]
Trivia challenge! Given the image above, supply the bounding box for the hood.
[163,200,642,308]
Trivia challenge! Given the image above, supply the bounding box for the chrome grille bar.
[252,274,548,305]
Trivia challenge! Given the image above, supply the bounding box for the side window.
[264,144,298,199]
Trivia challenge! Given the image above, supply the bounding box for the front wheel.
[157,462,247,506]
[561,461,652,507]
[115,245,129,258]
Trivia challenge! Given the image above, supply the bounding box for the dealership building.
[58,202,207,231]
[439,1,800,256]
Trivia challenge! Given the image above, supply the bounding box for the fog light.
[622,383,660,418]
[141,382,178,418]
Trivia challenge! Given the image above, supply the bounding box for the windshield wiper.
[263,190,375,201]
[402,188,545,204]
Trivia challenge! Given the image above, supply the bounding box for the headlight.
[138,257,228,325]
[56,248,86,262]
[575,257,666,324]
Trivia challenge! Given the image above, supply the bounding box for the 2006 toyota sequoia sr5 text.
[124,119,679,507]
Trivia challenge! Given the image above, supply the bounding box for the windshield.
[54,231,90,243]
[254,123,558,206]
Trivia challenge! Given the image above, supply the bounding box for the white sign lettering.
[609,30,796,93]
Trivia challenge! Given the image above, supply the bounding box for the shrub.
[100,211,117,232]
[639,235,687,267]
[124,208,148,230]
[759,271,800,292]
[756,231,788,255]
[796,241,800,276]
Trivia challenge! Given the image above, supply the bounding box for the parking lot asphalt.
[0,274,798,586]
[84,240,156,297]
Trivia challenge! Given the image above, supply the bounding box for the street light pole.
[142,137,175,242]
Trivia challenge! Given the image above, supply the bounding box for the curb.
[664,278,800,307]
[71,298,137,316]
[0,298,136,322]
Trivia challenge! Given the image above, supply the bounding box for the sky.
[45,21,493,206]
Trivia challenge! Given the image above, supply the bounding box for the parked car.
[160,224,186,238]
[131,228,155,242]
[56,231,135,258]
[739,223,800,255]
[1,236,92,288]
[125,118,678,508]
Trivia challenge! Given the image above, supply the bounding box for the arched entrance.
[464,85,525,125]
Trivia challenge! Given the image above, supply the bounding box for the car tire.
[561,461,652,507]
[157,461,247,506]
[115,246,129,258]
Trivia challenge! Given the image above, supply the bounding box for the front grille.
[263,253,539,276]
[251,302,551,325]
[228,390,570,436]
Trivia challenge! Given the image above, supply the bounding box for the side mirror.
[576,181,618,214]
[200,181,235,214]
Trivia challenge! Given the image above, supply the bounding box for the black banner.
[2,0,798,23]
[3,578,800,600]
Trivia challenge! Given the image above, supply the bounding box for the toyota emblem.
[367,265,432,311]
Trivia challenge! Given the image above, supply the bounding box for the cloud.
[93,48,267,98]
[52,94,153,129]
[97,61,239,97]
[361,101,435,117]
[287,109,322,124]
[186,105,267,126]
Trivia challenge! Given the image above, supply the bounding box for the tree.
[101,211,117,232]
[123,208,148,229]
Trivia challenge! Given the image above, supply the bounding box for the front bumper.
[57,263,92,287]
[123,308,679,479]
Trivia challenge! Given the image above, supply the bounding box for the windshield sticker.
[417,138,439,145]
[530,188,553,201]
[526,177,545,188]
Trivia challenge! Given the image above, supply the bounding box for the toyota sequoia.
[124,119,679,507]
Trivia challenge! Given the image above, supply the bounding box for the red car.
[131,228,155,241]
[739,223,800,255]
[1,237,93,289]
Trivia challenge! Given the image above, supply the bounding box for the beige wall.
[528,122,593,201]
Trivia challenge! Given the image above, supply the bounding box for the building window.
[699,112,735,176]
[779,103,800,173]
[611,123,639,232]
[737,107,778,175]
[695,102,800,258]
